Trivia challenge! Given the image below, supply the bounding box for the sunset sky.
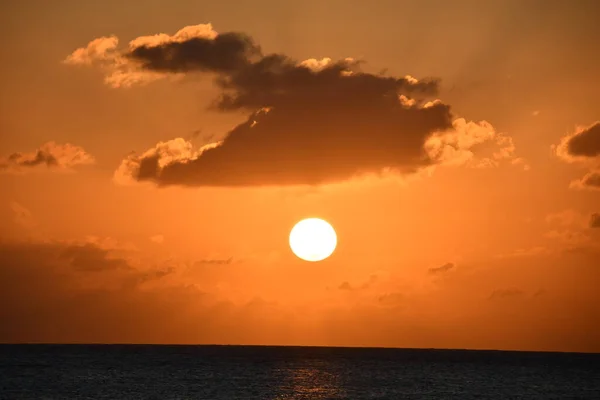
[1,0,599,352]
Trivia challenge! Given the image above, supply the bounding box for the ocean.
[1,344,599,399]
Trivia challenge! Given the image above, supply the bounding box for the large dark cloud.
[67,25,517,187]
[122,32,452,186]
[212,56,439,112]
[125,101,452,186]
[124,31,438,111]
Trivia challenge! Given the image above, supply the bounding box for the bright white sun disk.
[289,218,337,262]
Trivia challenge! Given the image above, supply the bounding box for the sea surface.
[1,344,599,399]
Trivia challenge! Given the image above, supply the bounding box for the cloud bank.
[2,238,599,351]
[67,24,523,187]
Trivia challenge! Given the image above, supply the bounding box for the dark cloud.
[59,243,130,272]
[117,40,452,186]
[0,241,200,343]
[124,31,438,112]
[7,150,58,168]
[0,241,136,278]
[565,122,600,158]
[136,266,175,284]
[0,142,94,173]
[377,292,404,306]
[1,150,58,171]
[0,240,305,344]
[211,56,439,112]
[338,275,377,291]
[582,171,600,188]
[570,170,600,191]
[128,32,260,74]
[590,213,600,228]
[197,257,234,265]
[117,99,454,186]
[555,122,600,190]
[2,239,600,350]
[428,262,454,274]
[489,288,524,300]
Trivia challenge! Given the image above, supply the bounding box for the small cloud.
[9,202,36,230]
[555,121,600,162]
[59,243,131,272]
[545,209,587,227]
[137,266,175,283]
[63,36,119,66]
[150,234,164,244]
[495,246,549,258]
[553,122,600,191]
[63,24,230,88]
[0,142,94,173]
[428,262,454,274]
[83,236,138,252]
[197,257,233,265]
[569,170,600,191]
[562,244,600,257]
[489,288,524,300]
[511,157,531,171]
[338,275,377,291]
[590,213,600,229]
[544,229,591,245]
[424,119,523,169]
[378,292,404,306]
[532,110,540,117]
[362,274,378,289]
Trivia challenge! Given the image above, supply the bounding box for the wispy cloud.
[0,142,94,173]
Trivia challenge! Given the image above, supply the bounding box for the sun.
[289,218,337,262]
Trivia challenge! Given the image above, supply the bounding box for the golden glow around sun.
[289,218,337,262]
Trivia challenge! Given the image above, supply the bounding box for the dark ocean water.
[1,345,599,399]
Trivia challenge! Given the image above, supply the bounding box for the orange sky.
[1,0,599,352]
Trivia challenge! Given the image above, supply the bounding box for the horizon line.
[1,342,598,355]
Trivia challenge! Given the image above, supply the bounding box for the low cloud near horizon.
[1,237,598,351]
